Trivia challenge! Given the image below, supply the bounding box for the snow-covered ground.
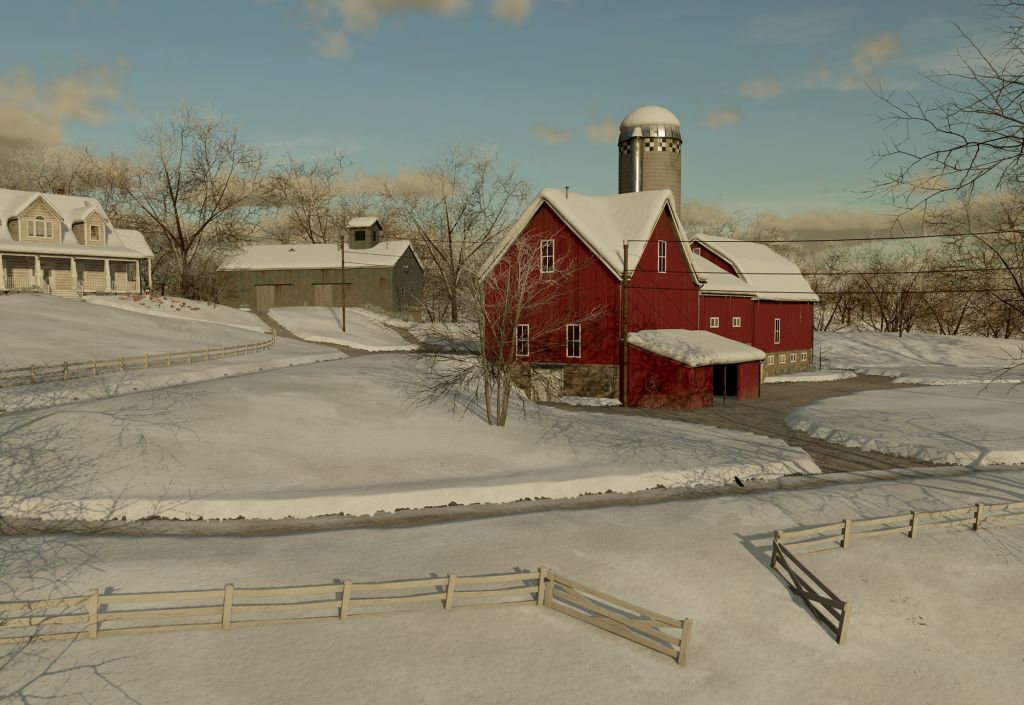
[269,307,418,351]
[4,468,1022,704]
[816,330,1024,384]
[1,355,819,520]
[763,369,857,384]
[788,384,1024,466]
[85,293,265,332]
[1,294,268,368]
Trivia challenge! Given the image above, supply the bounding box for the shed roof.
[627,329,766,367]
[693,235,818,303]
[347,216,380,229]
[219,239,418,271]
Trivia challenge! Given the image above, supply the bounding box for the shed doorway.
[712,364,738,400]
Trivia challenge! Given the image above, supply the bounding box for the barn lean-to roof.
[692,234,819,303]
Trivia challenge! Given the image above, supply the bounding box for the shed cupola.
[617,105,682,211]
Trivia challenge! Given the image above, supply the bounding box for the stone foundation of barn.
[762,348,814,377]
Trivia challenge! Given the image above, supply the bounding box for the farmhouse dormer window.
[27,216,56,238]
[657,240,667,273]
[540,240,554,273]
[89,225,102,242]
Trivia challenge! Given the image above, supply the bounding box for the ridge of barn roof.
[481,188,688,280]
[219,239,417,271]
[628,329,765,367]
[693,234,819,303]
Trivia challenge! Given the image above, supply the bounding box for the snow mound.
[268,307,418,351]
[816,330,1024,385]
[787,384,1024,466]
[764,370,857,384]
[85,293,266,332]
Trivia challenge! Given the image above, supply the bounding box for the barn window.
[354,230,366,241]
[767,354,775,365]
[801,352,808,362]
[732,316,741,328]
[515,324,530,356]
[774,317,781,344]
[789,353,797,363]
[566,324,581,358]
[657,240,667,273]
[379,277,388,289]
[540,240,555,273]
[709,316,720,329]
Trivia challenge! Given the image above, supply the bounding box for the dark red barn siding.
[487,203,621,365]
[628,208,699,332]
[691,243,737,275]
[752,301,814,352]
[736,361,761,400]
[699,295,755,344]
[627,346,713,410]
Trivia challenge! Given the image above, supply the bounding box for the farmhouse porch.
[0,252,152,297]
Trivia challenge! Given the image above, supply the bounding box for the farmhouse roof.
[627,329,766,367]
[693,234,819,303]
[482,188,699,282]
[219,240,418,271]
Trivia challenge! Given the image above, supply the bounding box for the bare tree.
[0,144,102,196]
[264,155,372,244]
[382,145,531,323]
[105,105,265,300]
[413,229,602,427]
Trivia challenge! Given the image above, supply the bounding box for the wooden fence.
[771,498,1024,644]
[0,332,276,388]
[0,567,692,667]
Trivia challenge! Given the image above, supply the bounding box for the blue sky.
[0,0,988,218]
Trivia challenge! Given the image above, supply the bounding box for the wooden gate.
[254,285,276,311]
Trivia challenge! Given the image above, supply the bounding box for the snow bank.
[268,307,417,351]
[0,294,267,368]
[787,384,1024,466]
[816,330,1024,385]
[2,355,818,520]
[85,293,266,332]
[764,370,857,384]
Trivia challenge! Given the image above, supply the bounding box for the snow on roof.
[0,188,110,224]
[219,240,417,271]
[628,329,766,367]
[347,216,380,229]
[115,229,154,258]
[694,235,819,303]
[693,256,755,296]
[482,188,688,281]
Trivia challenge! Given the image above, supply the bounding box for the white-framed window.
[540,239,555,273]
[515,324,530,357]
[566,324,581,358]
[801,352,808,362]
[27,216,55,238]
[709,316,720,329]
[767,354,775,365]
[732,316,741,328]
[789,353,797,363]
[89,225,101,242]
[657,240,667,273]
[774,317,781,345]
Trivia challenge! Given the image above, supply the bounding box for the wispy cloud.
[0,62,129,151]
[739,74,783,100]
[532,123,572,144]
[705,108,742,129]
[491,0,532,24]
[584,119,618,143]
[838,31,901,90]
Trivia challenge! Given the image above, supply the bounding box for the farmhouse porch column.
[147,259,152,291]
[134,261,141,293]
[70,257,78,290]
[0,252,5,290]
[34,255,42,288]
[103,259,111,292]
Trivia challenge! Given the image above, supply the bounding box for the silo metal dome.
[617,105,682,209]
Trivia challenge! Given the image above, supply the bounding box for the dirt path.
[559,375,936,474]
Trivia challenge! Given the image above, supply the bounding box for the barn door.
[313,284,333,307]
[254,285,276,311]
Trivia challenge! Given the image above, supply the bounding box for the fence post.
[974,502,985,531]
[187,351,192,364]
[543,571,554,608]
[86,589,99,638]
[770,531,782,569]
[445,574,457,610]
[536,568,547,607]
[144,353,149,369]
[222,584,234,630]
[677,618,694,666]
[92,360,97,375]
[836,601,853,645]
[166,352,171,367]
[63,362,69,381]
[340,579,352,621]
[120,357,125,371]
[30,366,35,383]
[910,511,919,538]
[205,348,210,361]
[841,519,852,549]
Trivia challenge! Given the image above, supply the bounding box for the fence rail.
[0,567,692,666]
[0,332,276,389]
[771,498,1024,644]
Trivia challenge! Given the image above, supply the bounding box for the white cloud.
[0,63,128,152]
[835,31,901,90]
[739,75,783,100]
[491,0,532,24]
[532,124,572,144]
[704,108,742,129]
[584,119,618,143]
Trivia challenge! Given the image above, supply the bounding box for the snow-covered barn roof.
[693,257,756,297]
[692,234,818,303]
[219,240,419,271]
[627,329,766,367]
[347,216,380,229]
[481,188,698,282]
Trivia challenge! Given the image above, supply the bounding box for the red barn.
[481,188,814,410]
